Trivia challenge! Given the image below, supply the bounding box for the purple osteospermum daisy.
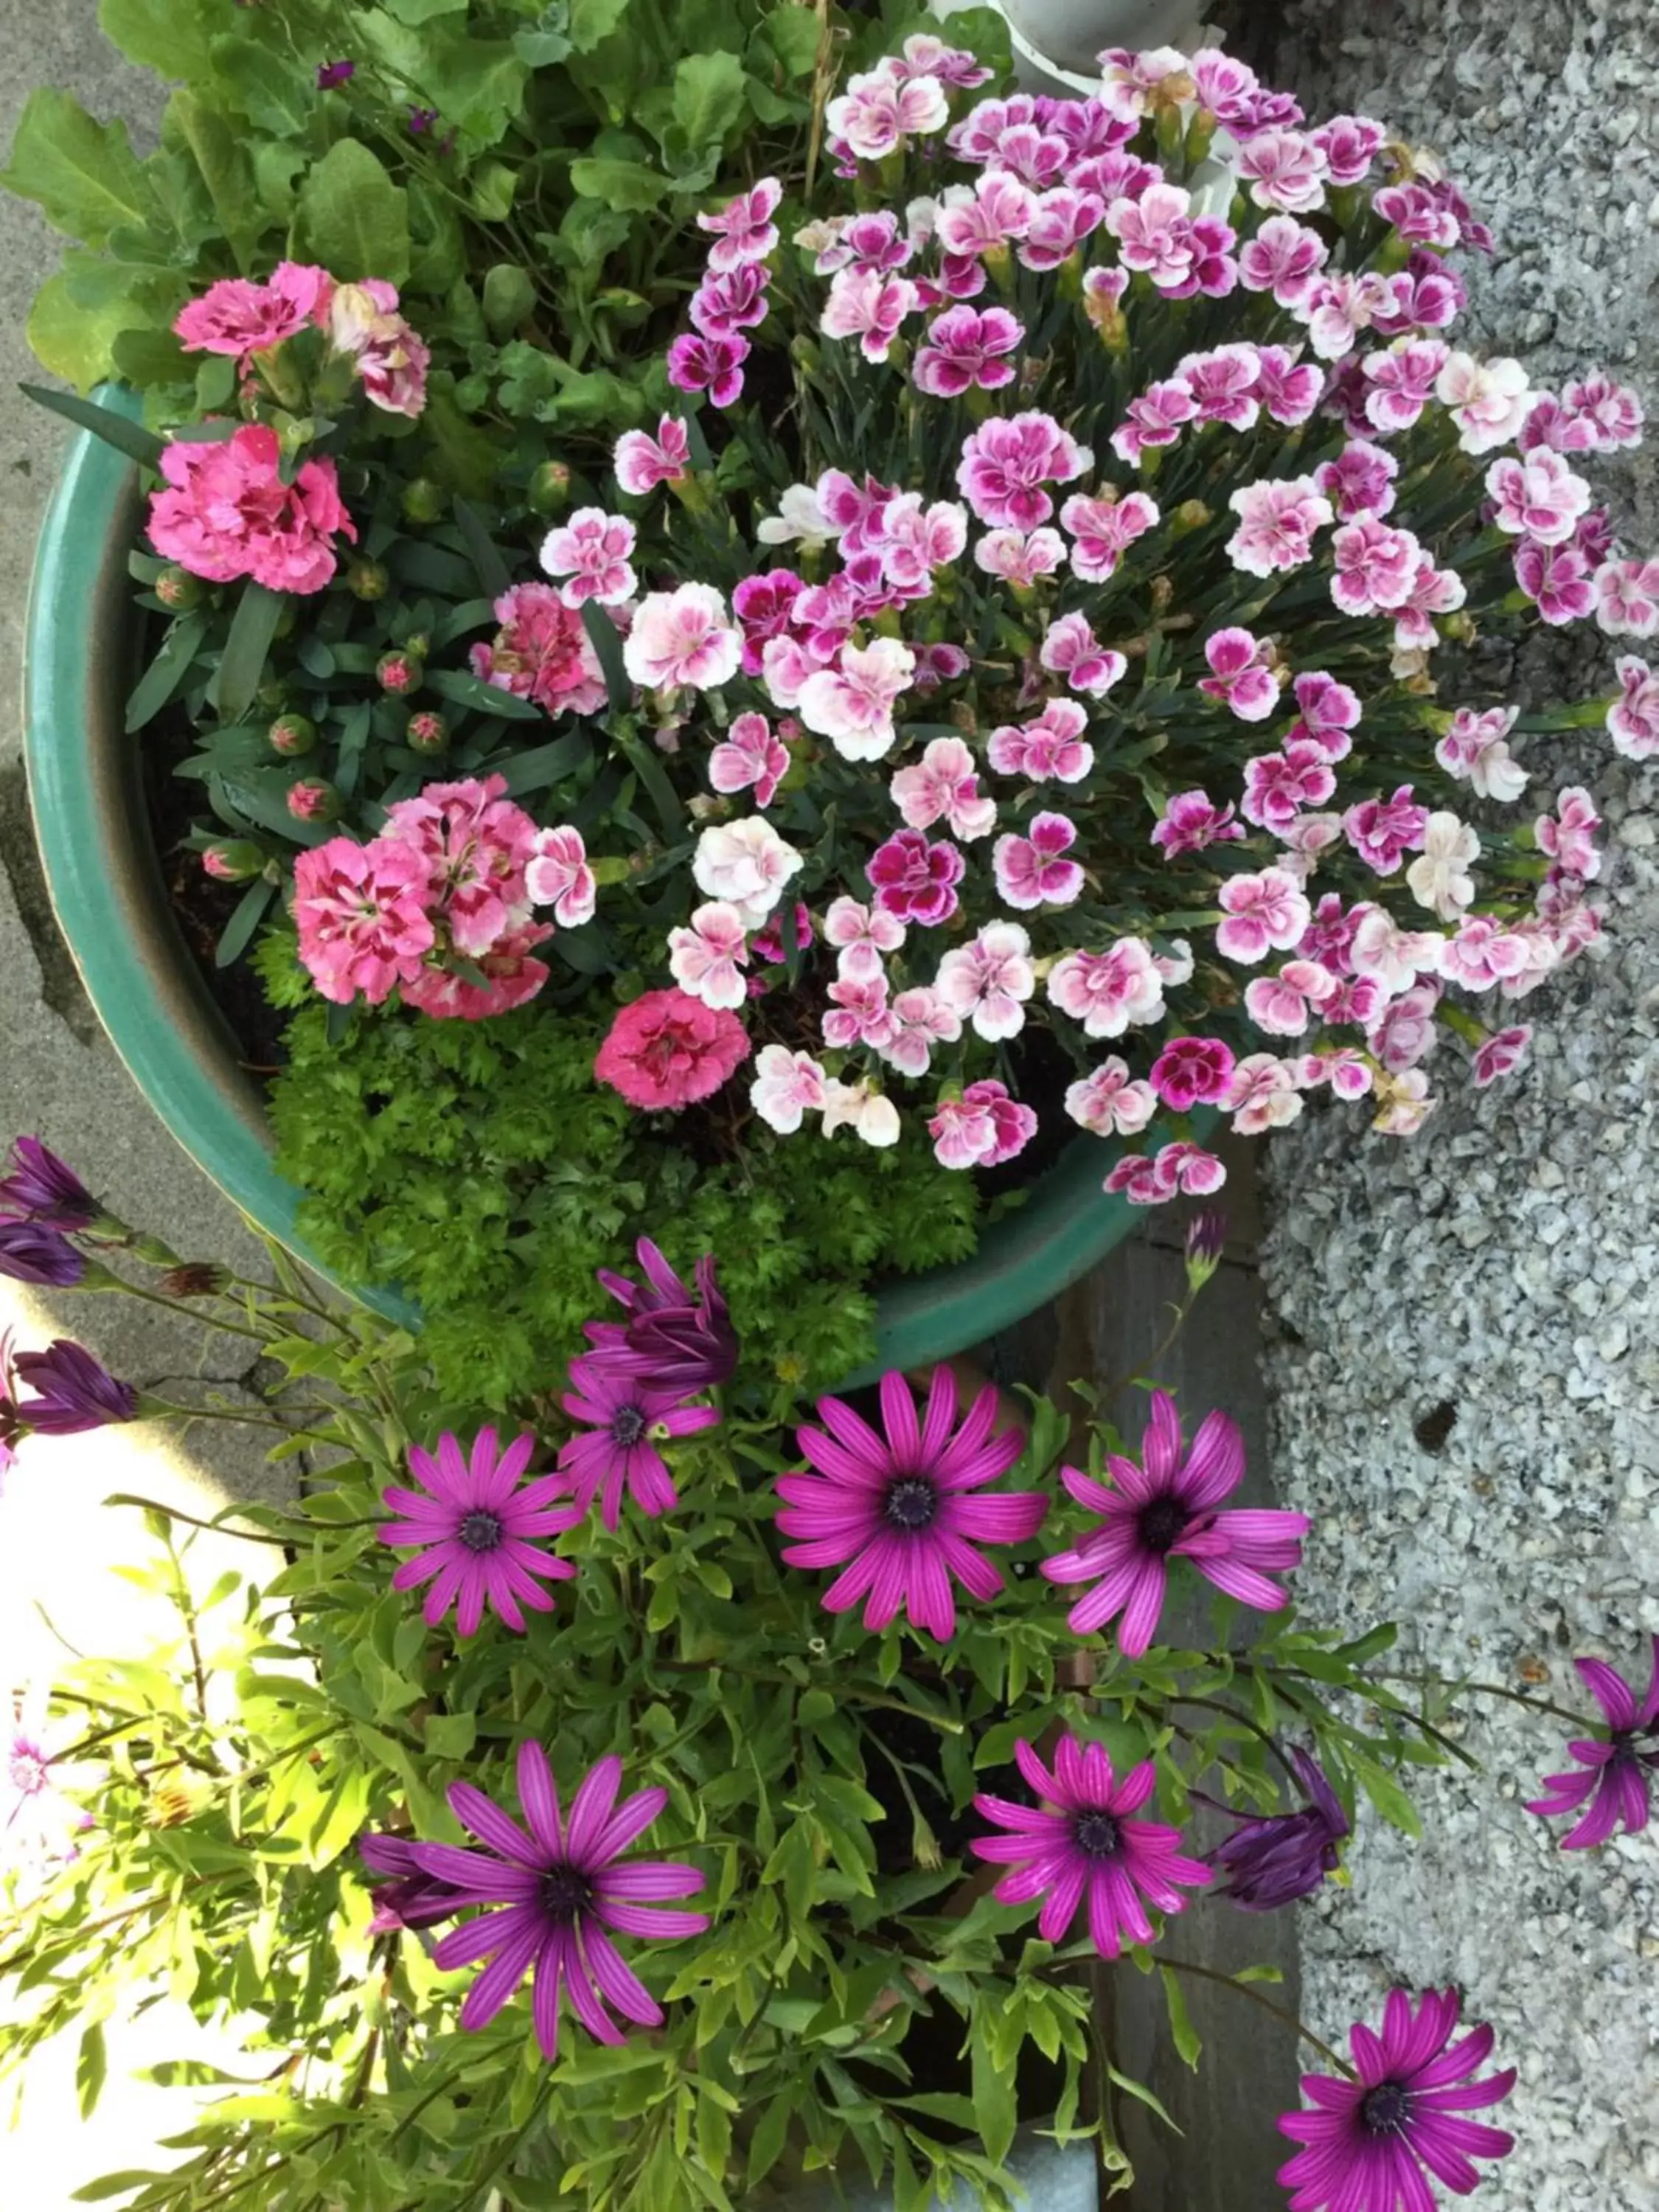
[1525,1637,1659,1848]
[378,1427,583,1637]
[358,1832,466,1935]
[1199,1747,1350,1910]
[0,1328,21,1494]
[1277,1988,1516,2211]
[775,1368,1048,1643]
[971,1733,1211,1958]
[0,1137,100,1228]
[1040,1390,1308,1655]
[13,1341,137,1435]
[409,1742,709,2062]
[585,1239,739,1393]
[0,1220,86,1287]
[558,1356,720,1531]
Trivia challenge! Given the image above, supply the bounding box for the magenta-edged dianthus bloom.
[1041,1391,1308,1655]
[1277,1989,1516,2211]
[971,1733,1211,1958]
[1525,1637,1659,1848]
[410,1742,709,2063]
[559,1357,721,1531]
[775,1368,1047,1642]
[378,1427,582,1637]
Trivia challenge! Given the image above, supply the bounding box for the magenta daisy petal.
[414,1745,709,2062]
[1276,1989,1516,2211]
[559,1356,721,1531]
[776,1369,1047,1642]
[1526,1635,1659,1848]
[378,1426,582,1638]
[972,1730,1209,1959]
[1042,1390,1307,1652]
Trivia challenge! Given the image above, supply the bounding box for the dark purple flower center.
[610,1402,647,1448]
[1073,1811,1121,1858]
[458,1511,504,1554]
[540,1864,593,1924]
[884,1476,939,1531]
[1137,1494,1188,1555]
[1360,2081,1412,2135]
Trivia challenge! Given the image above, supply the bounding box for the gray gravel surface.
[1262,4,1659,2206]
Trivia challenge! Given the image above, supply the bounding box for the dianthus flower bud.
[376,649,423,695]
[286,777,341,824]
[1169,500,1213,537]
[406,709,449,755]
[400,477,445,525]
[201,841,264,883]
[345,557,389,601]
[155,565,205,611]
[527,460,571,515]
[267,712,317,757]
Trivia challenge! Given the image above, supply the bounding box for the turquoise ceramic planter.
[24,396,1154,1371]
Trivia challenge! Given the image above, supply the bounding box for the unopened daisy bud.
[375,649,422,695]
[400,477,445,525]
[159,1262,229,1298]
[286,777,340,824]
[267,712,316,758]
[345,557,389,601]
[201,840,264,883]
[1169,499,1212,537]
[155,565,204,611]
[527,459,571,515]
[1184,1207,1228,1289]
[911,1806,942,1871]
[405,709,449,755]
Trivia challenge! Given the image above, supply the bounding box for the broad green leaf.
[24,274,142,393]
[759,4,824,75]
[212,582,288,726]
[208,35,313,136]
[425,1711,476,1759]
[744,2096,793,2190]
[110,327,195,385]
[1347,1750,1423,1838]
[568,158,667,212]
[380,0,467,20]
[672,52,747,148]
[1161,1966,1202,2070]
[253,142,307,226]
[71,2174,170,2203]
[419,33,529,144]
[580,598,630,714]
[0,90,164,248]
[99,0,215,79]
[971,2038,1016,2168]
[77,2021,108,2120]
[570,0,630,48]
[20,382,164,468]
[481,262,536,336]
[165,90,264,271]
[293,140,410,285]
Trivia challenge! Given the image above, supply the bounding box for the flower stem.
[1158,1955,1355,2077]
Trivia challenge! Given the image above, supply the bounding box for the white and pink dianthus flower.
[1404,813,1480,920]
[538,507,636,609]
[525,824,596,928]
[1300,271,1393,361]
[914,304,1023,397]
[1486,451,1593,545]
[1608,655,1659,759]
[1237,214,1328,308]
[796,637,916,762]
[928,1079,1036,1171]
[935,922,1034,1040]
[1041,611,1126,696]
[821,1078,900,1148]
[1243,961,1338,1038]
[1472,1025,1533,1088]
[1253,344,1324,425]
[1285,670,1360,761]
[1436,352,1537,455]
[1152,790,1242,858]
[1047,938,1164,1037]
[1314,439,1398,521]
[1535,786,1601,881]
[750,1044,827,1134]
[622,583,741,692]
[1348,903,1447,997]
[1236,127,1327,213]
[1060,488,1159,581]
[709,710,790,808]
[934,170,1038,257]
[1110,377,1198,465]
[1198,627,1279,721]
[974,526,1066,587]
[1020,185,1107,271]
[1241,742,1336,832]
[1225,476,1332,576]
[1435,705,1526,801]
[1224,1052,1305,1133]
[1393,556,1467,650]
[668,901,751,1011]
[992,813,1083,910]
[958,411,1093,530]
[987,697,1093,784]
[824,896,906,980]
[879,986,961,1077]
[1441,914,1534,990]
[1065,1057,1158,1138]
[1216,868,1311,964]
[1329,512,1422,616]
[1176,345,1261,430]
[691,815,802,927]
[822,971,897,1051]
[1359,338,1449,434]
[890,736,996,841]
[826,67,948,161]
[696,178,782,272]
[1593,557,1659,639]
[1371,1067,1435,1136]
[1344,785,1430,874]
[613,415,690,496]
[820,265,919,363]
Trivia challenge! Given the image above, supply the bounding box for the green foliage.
[2,0,823,403]
[264,973,980,1407]
[0,1246,1456,2212]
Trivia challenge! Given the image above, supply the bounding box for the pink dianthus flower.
[595,990,750,1110]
